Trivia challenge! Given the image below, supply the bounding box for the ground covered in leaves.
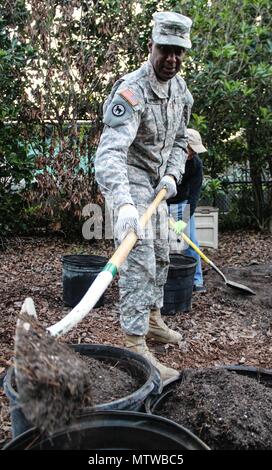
[0,230,271,447]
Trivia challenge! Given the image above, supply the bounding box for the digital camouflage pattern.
[184,88,194,125]
[95,60,188,209]
[95,60,190,335]
[116,169,170,335]
[152,12,192,49]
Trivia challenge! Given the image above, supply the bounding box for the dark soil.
[11,353,141,407]
[78,355,141,405]
[0,231,272,447]
[154,368,272,450]
[220,264,272,311]
[11,354,140,406]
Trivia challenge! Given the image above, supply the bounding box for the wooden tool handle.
[109,188,167,270]
[46,188,167,337]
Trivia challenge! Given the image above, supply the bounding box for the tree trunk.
[268,158,272,233]
[247,121,266,230]
[249,160,265,227]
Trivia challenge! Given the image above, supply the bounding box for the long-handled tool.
[169,218,256,295]
[14,189,167,433]
[47,188,167,337]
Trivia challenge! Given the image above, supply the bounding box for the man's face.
[148,41,185,81]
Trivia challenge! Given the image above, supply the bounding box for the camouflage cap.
[152,11,192,49]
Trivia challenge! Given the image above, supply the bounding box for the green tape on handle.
[102,262,118,278]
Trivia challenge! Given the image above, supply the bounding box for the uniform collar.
[146,60,171,99]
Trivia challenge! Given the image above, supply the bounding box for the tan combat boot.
[147,308,182,344]
[125,334,180,382]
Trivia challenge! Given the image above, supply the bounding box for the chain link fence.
[202,180,272,229]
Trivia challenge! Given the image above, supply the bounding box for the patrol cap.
[187,128,207,153]
[152,11,192,49]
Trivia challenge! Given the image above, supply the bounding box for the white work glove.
[115,204,144,243]
[155,175,177,200]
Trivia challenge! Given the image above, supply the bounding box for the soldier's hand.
[155,175,177,200]
[115,204,144,243]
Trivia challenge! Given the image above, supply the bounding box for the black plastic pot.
[3,367,32,438]
[62,255,107,307]
[3,410,210,450]
[4,343,161,438]
[162,254,197,315]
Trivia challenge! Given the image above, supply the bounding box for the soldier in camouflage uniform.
[95,12,192,382]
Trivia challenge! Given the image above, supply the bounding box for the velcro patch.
[103,94,133,128]
[119,88,139,107]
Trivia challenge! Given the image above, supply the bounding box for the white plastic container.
[195,206,218,249]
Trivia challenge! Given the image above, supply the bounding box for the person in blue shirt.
[168,128,207,293]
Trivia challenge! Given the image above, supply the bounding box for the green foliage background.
[0,0,271,236]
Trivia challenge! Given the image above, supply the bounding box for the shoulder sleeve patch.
[103,94,135,128]
[118,88,139,107]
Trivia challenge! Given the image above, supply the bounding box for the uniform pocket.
[138,100,166,143]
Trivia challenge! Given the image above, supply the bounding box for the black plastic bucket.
[62,255,107,307]
[4,343,161,438]
[3,367,32,439]
[3,410,210,450]
[71,344,161,412]
[162,254,197,315]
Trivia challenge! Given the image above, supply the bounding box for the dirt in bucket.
[11,345,142,437]
[155,368,272,450]
[13,312,143,435]
[14,313,93,435]
[78,354,142,405]
[12,354,143,408]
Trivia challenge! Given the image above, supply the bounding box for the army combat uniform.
[95,60,189,336]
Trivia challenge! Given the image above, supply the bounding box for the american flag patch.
[119,88,139,106]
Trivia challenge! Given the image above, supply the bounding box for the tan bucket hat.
[187,128,207,153]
